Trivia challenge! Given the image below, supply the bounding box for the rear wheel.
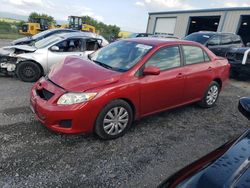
[95,100,133,139]
[198,81,220,108]
[16,61,42,82]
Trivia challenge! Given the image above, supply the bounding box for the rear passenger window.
[183,46,206,65]
[221,35,233,45]
[204,51,210,62]
[145,46,181,71]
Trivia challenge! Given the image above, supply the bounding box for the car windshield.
[90,40,153,72]
[34,35,63,49]
[32,30,54,40]
[184,33,214,44]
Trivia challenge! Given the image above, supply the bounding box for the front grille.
[36,88,54,100]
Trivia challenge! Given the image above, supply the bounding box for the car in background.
[30,38,230,139]
[184,31,244,57]
[127,33,153,38]
[1,32,103,82]
[158,97,250,188]
[152,34,179,39]
[11,28,78,45]
[226,47,250,78]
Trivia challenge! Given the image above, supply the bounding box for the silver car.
[0,32,107,82]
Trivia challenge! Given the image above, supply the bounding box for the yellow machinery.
[19,18,56,35]
[68,16,96,33]
[118,31,132,38]
[19,16,96,35]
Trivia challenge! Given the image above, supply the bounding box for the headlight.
[57,92,97,105]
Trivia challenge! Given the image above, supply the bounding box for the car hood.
[48,56,121,92]
[3,45,37,52]
[11,37,33,45]
[227,47,250,54]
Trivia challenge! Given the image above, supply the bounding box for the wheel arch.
[119,98,137,120]
[17,59,44,76]
[213,78,222,90]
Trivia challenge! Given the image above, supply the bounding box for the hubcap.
[23,66,35,78]
[103,107,129,136]
[206,85,219,105]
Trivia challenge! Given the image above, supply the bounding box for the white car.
[0,32,108,82]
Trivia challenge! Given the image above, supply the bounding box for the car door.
[182,45,214,102]
[139,45,185,116]
[47,38,85,70]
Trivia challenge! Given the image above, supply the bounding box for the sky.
[0,0,250,32]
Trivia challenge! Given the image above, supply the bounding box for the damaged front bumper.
[0,55,18,76]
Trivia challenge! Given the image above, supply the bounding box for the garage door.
[154,17,176,35]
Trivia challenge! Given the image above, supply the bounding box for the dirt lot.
[0,76,249,188]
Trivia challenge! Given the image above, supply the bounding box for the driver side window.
[56,39,83,52]
[85,39,100,51]
[207,35,221,46]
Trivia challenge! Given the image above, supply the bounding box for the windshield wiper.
[92,60,114,70]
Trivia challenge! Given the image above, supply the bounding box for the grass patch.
[0,33,25,39]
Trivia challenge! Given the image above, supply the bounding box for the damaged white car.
[0,32,107,82]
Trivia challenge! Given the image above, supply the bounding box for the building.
[146,7,250,44]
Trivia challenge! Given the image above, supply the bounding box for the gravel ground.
[0,77,249,188]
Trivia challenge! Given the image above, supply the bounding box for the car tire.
[16,61,42,82]
[95,100,133,140]
[198,81,220,108]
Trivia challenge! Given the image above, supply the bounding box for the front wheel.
[95,100,133,140]
[198,81,220,108]
[16,61,42,82]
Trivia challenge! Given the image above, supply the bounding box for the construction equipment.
[19,18,56,36]
[67,16,96,33]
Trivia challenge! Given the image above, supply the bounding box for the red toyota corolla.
[30,38,230,139]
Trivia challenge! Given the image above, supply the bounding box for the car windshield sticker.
[203,35,210,38]
[136,44,152,50]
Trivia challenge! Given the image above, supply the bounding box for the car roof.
[124,37,199,46]
[55,32,95,39]
[47,28,78,32]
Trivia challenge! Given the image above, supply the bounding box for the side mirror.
[50,46,60,52]
[246,42,250,47]
[238,97,250,120]
[143,66,160,76]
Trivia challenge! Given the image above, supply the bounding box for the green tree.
[28,12,56,25]
[82,16,120,40]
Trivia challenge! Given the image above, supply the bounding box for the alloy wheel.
[206,85,219,105]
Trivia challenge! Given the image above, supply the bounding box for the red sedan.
[30,38,230,139]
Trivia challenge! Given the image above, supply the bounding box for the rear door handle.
[208,67,212,71]
[176,73,183,78]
